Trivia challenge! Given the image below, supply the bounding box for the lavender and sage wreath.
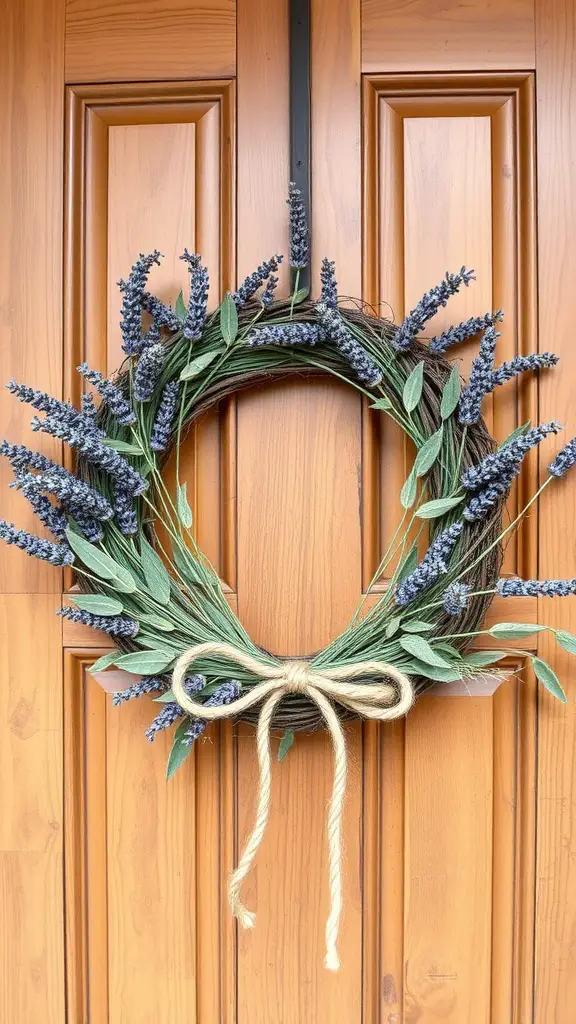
[3,185,576,968]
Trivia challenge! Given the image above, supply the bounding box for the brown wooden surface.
[2,0,576,1021]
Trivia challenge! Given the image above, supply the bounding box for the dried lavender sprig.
[67,506,104,543]
[0,441,62,475]
[232,255,284,308]
[22,470,114,522]
[457,326,499,425]
[180,250,209,342]
[77,363,136,426]
[261,275,278,307]
[14,477,68,539]
[0,520,74,565]
[133,343,166,402]
[150,381,180,452]
[429,311,503,354]
[548,437,576,478]
[462,422,562,492]
[113,676,167,706]
[113,485,138,535]
[141,292,182,334]
[247,322,326,347]
[287,182,309,269]
[81,391,98,424]
[491,352,558,387]
[118,250,162,355]
[393,267,475,352]
[463,483,509,523]
[145,674,206,741]
[316,302,382,385]
[57,606,139,638]
[496,577,576,598]
[442,582,471,615]
[320,258,338,307]
[30,417,148,496]
[395,522,463,607]
[183,680,242,745]
[6,380,93,433]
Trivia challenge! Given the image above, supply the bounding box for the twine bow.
[171,641,413,971]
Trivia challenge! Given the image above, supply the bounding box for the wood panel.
[65,0,235,83]
[535,0,576,1018]
[362,0,535,73]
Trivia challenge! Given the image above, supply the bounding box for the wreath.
[3,184,576,968]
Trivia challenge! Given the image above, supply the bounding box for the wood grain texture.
[535,0,576,1018]
[362,0,535,73]
[0,0,64,594]
[65,0,235,83]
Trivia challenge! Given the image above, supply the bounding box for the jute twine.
[171,641,414,971]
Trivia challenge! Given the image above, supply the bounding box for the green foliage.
[166,718,194,780]
[66,528,137,593]
[70,593,124,615]
[403,362,424,413]
[531,656,567,702]
[139,534,171,605]
[180,350,220,381]
[440,366,461,420]
[220,293,239,346]
[278,729,295,761]
[176,482,193,528]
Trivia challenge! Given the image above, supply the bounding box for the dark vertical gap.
[290,0,311,293]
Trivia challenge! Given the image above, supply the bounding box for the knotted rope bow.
[171,641,413,970]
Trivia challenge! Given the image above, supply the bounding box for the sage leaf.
[291,287,309,305]
[180,350,220,382]
[89,651,119,673]
[403,361,424,414]
[385,615,402,639]
[400,466,418,509]
[555,629,576,656]
[414,425,444,477]
[397,545,418,583]
[499,421,530,450]
[65,528,137,593]
[136,612,175,632]
[101,439,143,455]
[172,544,203,585]
[114,650,175,674]
[140,534,171,605]
[70,593,124,616]
[166,718,193,780]
[405,658,464,683]
[176,482,193,529]
[278,729,295,761]
[399,634,451,668]
[154,688,176,703]
[464,650,509,668]
[220,292,238,347]
[433,642,462,660]
[532,656,567,702]
[440,365,461,420]
[175,290,187,323]
[415,494,464,519]
[402,620,434,633]
[370,395,393,411]
[489,622,546,640]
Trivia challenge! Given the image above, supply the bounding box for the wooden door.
[2,1,576,1021]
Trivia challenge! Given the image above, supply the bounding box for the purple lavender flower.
[261,274,278,307]
[145,673,206,741]
[463,484,508,523]
[180,250,209,342]
[287,182,309,269]
[6,380,94,433]
[548,437,576,478]
[247,322,326,347]
[442,582,471,615]
[496,577,576,598]
[393,267,475,352]
[429,311,503,355]
[113,675,167,705]
[133,343,166,401]
[30,417,147,496]
[151,381,180,452]
[316,302,382,385]
[77,363,136,425]
[462,422,562,492]
[14,476,68,539]
[488,352,558,387]
[141,292,182,334]
[320,258,338,307]
[68,507,104,543]
[232,255,283,308]
[0,441,61,475]
[183,680,241,745]
[0,520,74,565]
[22,470,114,521]
[118,250,162,355]
[113,485,138,535]
[57,606,139,638]
[395,522,463,607]
[81,390,98,424]
[458,326,499,425]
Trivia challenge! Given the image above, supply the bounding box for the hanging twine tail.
[171,642,414,971]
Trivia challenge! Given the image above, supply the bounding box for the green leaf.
[464,650,509,668]
[172,544,203,585]
[402,620,434,633]
[70,593,124,616]
[136,612,175,632]
[400,466,418,509]
[532,656,567,702]
[176,482,193,529]
[220,292,239,347]
[101,439,143,455]
[175,290,187,323]
[556,629,576,656]
[440,365,461,420]
[278,729,295,761]
[397,545,418,583]
[414,425,444,477]
[137,634,179,654]
[166,718,193,780]
[370,395,393,411]
[399,634,451,668]
[65,528,137,593]
[114,650,175,674]
[291,287,309,305]
[402,362,424,414]
[140,534,171,605]
[89,651,119,673]
[154,688,176,703]
[489,622,546,640]
[179,350,220,381]
[385,615,402,639]
[499,421,530,450]
[404,658,465,683]
[433,642,462,660]
[415,494,464,519]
